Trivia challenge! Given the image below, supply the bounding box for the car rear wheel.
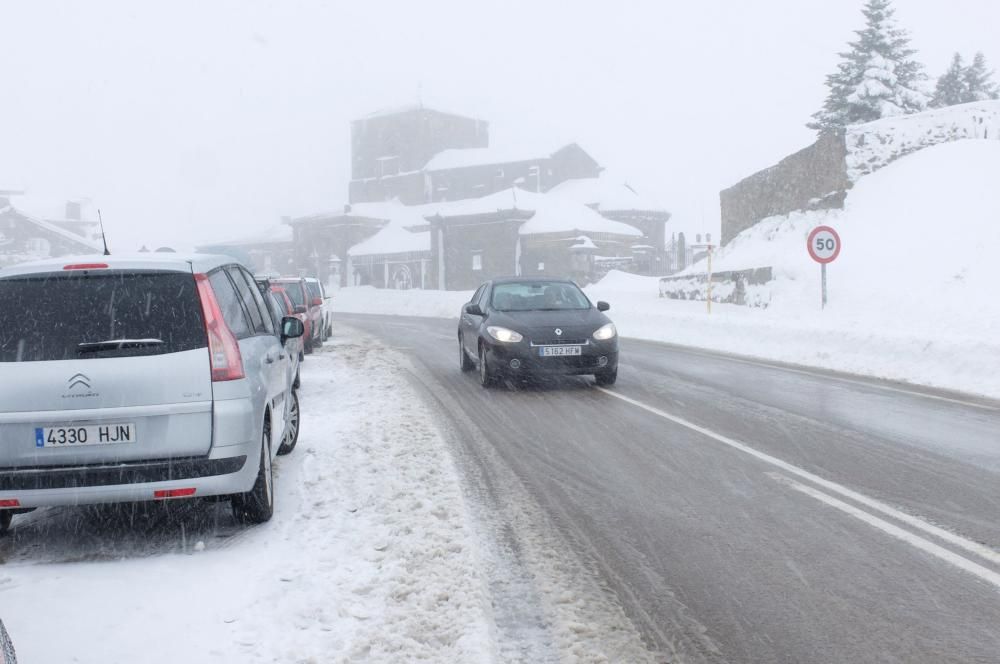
[595,368,618,386]
[277,390,299,456]
[0,511,12,535]
[479,344,498,388]
[304,336,314,355]
[232,420,274,523]
[459,335,475,372]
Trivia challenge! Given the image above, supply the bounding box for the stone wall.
[720,132,849,246]
[720,101,1000,247]
[658,267,774,308]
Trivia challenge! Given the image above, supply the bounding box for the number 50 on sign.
[807,225,841,308]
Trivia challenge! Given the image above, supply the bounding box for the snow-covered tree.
[962,52,999,103]
[809,0,929,133]
[931,53,967,108]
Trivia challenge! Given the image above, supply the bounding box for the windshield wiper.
[77,339,164,353]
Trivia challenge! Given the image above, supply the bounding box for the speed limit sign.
[808,226,841,264]
[806,225,841,308]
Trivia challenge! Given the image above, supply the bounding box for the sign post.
[706,245,714,314]
[806,226,841,309]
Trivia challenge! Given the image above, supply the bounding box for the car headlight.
[487,326,523,343]
[593,323,617,341]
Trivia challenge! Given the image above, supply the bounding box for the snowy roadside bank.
[0,328,496,663]
[331,280,1000,401]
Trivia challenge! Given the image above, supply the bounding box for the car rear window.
[279,282,305,307]
[0,271,206,362]
[306,281,322,300]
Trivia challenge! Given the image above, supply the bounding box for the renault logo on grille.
[68,373,91,390]
[554,328,563,336]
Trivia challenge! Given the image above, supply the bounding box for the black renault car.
[458,277,618,387]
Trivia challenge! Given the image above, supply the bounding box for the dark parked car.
[458,277,618,387]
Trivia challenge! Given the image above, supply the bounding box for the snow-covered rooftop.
[208,223,293,247]
[348,201,430,229]
[415,187,547,218]
[348,200,433,257]
[548,172,669,213]
[1,197,104,252]
[3,191,99,224]
[424,143,567,172]
[518,196,642,237]
[415,187,642,237]
[360,104,483,122]
[349,223,430,257]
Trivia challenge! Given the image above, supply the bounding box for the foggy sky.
[2,0,997,251]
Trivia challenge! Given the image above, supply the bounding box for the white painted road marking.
[771,473,1000,591]
[595,387,1000,569]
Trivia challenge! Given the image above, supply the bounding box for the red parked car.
[271,277,320,354]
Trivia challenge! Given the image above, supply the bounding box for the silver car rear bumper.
[0,439,258,508]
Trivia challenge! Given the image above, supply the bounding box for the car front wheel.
[232,420,274,523]
[479,344,498,388]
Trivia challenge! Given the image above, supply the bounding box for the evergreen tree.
[809,0,929,133]
[962,52,999,102]
[931,53,967,108]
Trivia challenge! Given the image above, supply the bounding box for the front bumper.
[485,338,619,377]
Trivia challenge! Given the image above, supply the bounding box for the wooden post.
[707,245,714,315]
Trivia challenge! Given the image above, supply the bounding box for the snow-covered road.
[0,329,496,663]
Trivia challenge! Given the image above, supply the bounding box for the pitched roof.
[517,195,642,237]
[359,104,484,123]
[424,143,569,172]
[0,198,104,252]
[548,172,669,213]
[203,223,293,247]
[417,187,641,237]
[347,201,432,257]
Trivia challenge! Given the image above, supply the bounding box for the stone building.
[211,104,672,288]
[349,106,602,205]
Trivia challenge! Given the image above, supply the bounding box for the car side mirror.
[311,297,323,307]
[281,316,305,341]
[597,301,610,312]
[294,305,307,315]
[465,303,484,316]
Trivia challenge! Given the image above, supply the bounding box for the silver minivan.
[0,254,304,532]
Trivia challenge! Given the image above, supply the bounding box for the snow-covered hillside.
[704,139,1000,339]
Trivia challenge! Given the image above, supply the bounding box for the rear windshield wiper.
[77,339,164,353]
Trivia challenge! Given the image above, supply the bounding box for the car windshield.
[491,281,591,312]
[0,271,205,362]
